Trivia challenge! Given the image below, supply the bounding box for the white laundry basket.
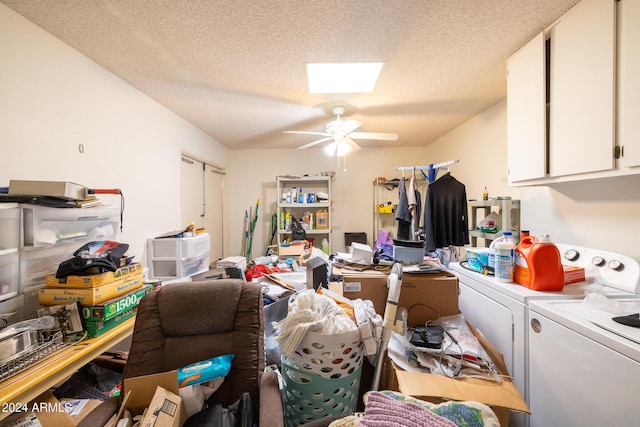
[282,328,364,426]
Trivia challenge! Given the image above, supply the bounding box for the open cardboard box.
[107,371,188,427]
[382,322,530,426]
[338,268,459,325]
[0,390,111,427]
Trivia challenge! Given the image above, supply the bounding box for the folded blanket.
[359,391,456,427]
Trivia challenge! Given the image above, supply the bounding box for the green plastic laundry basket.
[281,358,362,426]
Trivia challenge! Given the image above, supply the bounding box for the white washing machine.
[449,244,640,427]
[528,296,640,426]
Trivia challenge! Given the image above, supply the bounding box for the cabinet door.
[549,0,616,177]
[618,0,640,168]
[507,32,547,183]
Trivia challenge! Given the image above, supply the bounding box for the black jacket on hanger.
[395,177,411,240]
[423,172,469,252]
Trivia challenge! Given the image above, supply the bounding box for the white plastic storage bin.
[21,204,120,247]
[148,233,210,259]
[149,252,210,280]
[0,204,19,252]
[18,241,86,288]
[0,294,24,326]
[0,250,19,303]
[21,284,45,320]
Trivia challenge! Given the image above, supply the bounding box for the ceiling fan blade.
[326,118,362,135]
[343,119,362,134]
[348,131,399,141]
[298,136,334,150]
[284,130,330,137]
[343,137,361,152]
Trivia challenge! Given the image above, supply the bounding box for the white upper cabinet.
[507,33,547,183]
[506,0,640,185]
[549,0,616,177]
[618,0,640,168]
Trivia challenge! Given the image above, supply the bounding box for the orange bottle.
[514,234,564,291]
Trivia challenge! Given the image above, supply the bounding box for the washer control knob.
[564,249,579,262]
[608,259,624,271]
[592,256,605,267]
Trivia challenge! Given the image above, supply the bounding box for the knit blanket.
[329,390,500,427]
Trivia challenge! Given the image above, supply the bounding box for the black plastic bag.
[291,217,306,241]
[184,392,253,427]
[55,241,129,278]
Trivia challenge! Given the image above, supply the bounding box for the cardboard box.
[0,390,108,427]
[377,202,394,214]
[83,307,137,337]
[563,265,586,284]
[278,241,307,257]
[339,268,459,326]
[39,273,144,306]
[81,284,152,322]
[117,371,188,427]
[315,210,329,229]
[46,262,143,288]
[9,180,86,201]
[383,322,530,427]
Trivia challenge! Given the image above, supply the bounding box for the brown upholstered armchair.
[123,279,284,426]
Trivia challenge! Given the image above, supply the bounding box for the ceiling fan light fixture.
[323,137,352,157]
[336,141,352,157]
[323,141,337,156]
[306,62,384,93]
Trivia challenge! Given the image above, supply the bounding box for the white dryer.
[449,243,640,427]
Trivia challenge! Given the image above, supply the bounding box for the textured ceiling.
[2,0,580,151]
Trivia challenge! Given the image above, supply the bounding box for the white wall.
[426,99,640,257]
[226,147,427,257]
[0,4,229,261]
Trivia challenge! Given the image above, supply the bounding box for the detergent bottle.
[514,234,564,291]
[494,232,516,282]
[488,231,516,273]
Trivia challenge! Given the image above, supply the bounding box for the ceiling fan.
[283,106,399,156]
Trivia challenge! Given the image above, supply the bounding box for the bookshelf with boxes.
[276,175,332,253]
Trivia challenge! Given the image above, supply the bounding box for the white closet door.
[204,164,224,263]
[180,155,225,263]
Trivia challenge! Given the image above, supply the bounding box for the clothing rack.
[395,159,459,183]
[394,158,459,171]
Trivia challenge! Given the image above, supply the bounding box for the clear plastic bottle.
[489,231,516,280]
[495,237,516,282]
[322,238,330,255]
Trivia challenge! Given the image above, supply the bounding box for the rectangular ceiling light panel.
[306,62,384,93]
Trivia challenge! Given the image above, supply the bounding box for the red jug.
[514,235,564,291]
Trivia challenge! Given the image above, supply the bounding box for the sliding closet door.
[180,155,225,263]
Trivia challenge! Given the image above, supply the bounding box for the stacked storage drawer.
[19,204,121,320]
[147,233,210,280]
[0,204,20,326]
